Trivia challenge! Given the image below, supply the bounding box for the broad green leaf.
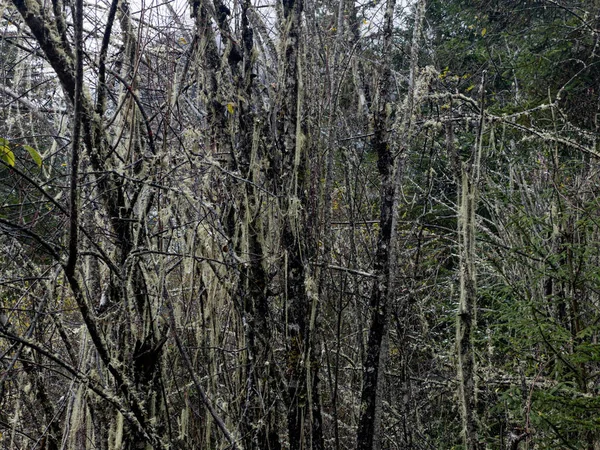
[23,145,42,167]
[0,145,15,167]
[226,102,235,114]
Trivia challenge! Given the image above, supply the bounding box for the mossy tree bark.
[456,75,485,450]
[7,1,180,448]
[276,0,312,446]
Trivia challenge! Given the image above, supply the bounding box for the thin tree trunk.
[456,74,485,450]
[355,2,396,448]
[356,1,425,448]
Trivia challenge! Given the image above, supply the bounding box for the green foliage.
[427,0,600,126]
[0,137,15,167]
[0,137,42,168]
[478,167,600,446]
[23,145,42,167]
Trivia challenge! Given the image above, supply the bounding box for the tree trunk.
[456,75,485,450]
[356,1,425,448]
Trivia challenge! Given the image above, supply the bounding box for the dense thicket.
[1,0,600,449]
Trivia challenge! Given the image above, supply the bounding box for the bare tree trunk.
[356,1,425,448]
[357,4,392,450]
[355,2,396,448]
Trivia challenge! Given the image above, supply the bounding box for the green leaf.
[0,145,15,167]
[23,145,42,167]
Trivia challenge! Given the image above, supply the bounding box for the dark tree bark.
[356,1,426,448]
[356,0,396,449]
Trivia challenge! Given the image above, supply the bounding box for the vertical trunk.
[456,75,485,450]
[457,170,479,450]
[276,0,312,447]
[235,4,280,447]
[356,0,394,448]
[356,1,425,448]
[310,0,350,446]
